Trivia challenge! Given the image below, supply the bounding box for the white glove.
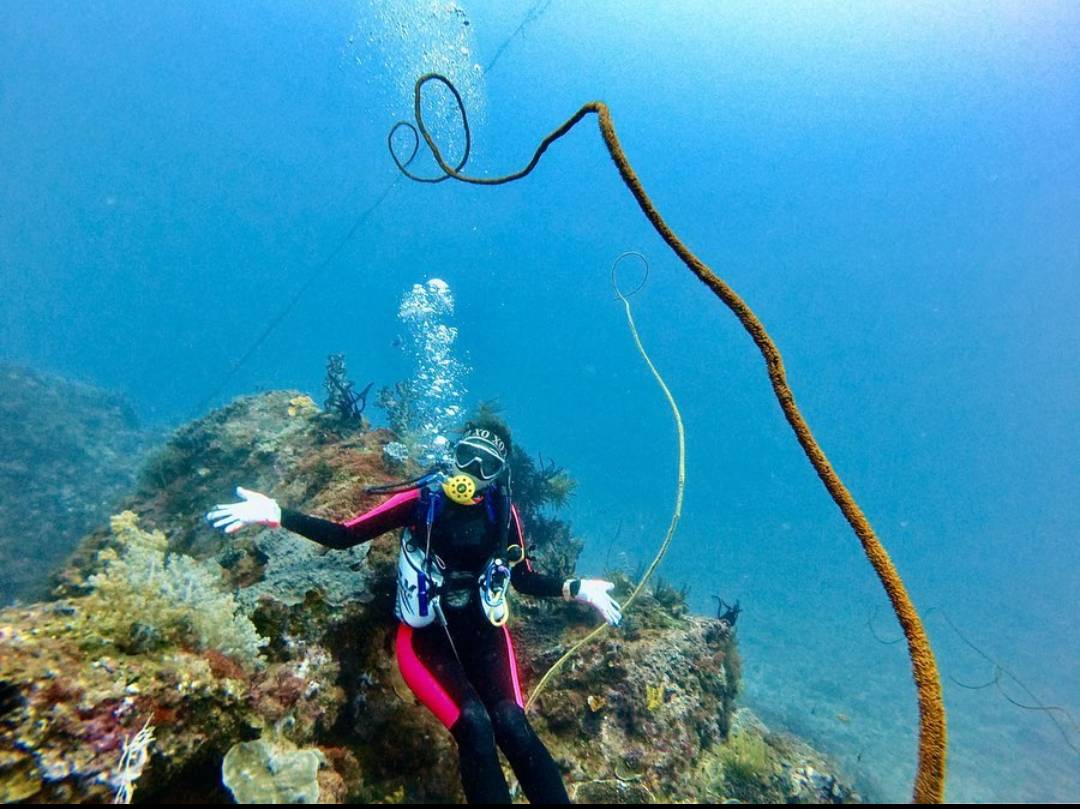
[575,579,622,626]
[206,486,281,534]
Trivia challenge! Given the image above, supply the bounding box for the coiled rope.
[389,73,947,803]
[525,251,686,711]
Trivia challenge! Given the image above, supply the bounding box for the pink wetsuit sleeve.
[343,489,421,538]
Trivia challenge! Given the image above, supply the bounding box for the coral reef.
[0,389,854,803]
[515,587,739,801]
[697,709,857,803]
[0,364,155,604]
[0,595,342,802]
[59,390,398,572]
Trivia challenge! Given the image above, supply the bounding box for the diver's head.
[454,426,509,485]
[443,420,511,502]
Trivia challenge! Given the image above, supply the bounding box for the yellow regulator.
[442,474,477,505]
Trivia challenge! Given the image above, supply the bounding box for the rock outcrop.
[0,365,154,604]
[0,390,855,803]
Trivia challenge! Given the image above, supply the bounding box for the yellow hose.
[525,252,686,710]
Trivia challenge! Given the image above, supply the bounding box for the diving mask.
[453,435,507,481]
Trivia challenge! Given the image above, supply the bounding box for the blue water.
[2,1,1077,802]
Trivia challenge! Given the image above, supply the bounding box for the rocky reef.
[0,365,155,605]
[0,389,855,803]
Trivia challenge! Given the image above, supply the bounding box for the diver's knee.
[451,700,495,747]
[490,700,533,746]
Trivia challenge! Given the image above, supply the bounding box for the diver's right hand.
[206,486,281,533]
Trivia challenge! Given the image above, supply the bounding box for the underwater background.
[1,0,1077,802]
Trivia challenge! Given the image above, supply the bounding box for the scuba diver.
[206,418,620,804]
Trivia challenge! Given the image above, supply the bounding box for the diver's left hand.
[576,579,622,626]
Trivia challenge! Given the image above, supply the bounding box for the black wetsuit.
[281,485,571,804]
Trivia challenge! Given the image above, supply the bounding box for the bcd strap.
[416,481,517,558]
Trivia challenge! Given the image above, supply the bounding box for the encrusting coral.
[222,735,328,803]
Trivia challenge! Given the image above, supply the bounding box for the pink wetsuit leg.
[395,623,462,729]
